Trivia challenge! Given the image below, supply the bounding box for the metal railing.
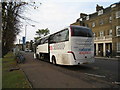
[94,35,112,41]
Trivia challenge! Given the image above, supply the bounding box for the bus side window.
[56,33,61,42]
[65,29,69,41]
[40,37,49,44]
[50,29,69,44]
[50,35,56,44]
[37,39,41,45]
[59,29,69,42]
[44,37,48,43]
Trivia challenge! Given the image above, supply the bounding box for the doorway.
[98,43,103,56]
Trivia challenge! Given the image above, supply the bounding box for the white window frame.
[109,16,112,23]
[98,10,103,16]
[80,18,83,21]
[116,26,120,36]
[92,22,95,27]
[86,16,89,20]
[117,42,120,52]
[93,32,96,37]
[116,11,120,19]
[100,31,104,37]
[109,29,112,36]
[99,20,104,25]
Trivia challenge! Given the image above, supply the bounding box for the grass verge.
[2,52,30,88]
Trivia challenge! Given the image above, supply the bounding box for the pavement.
[95,56,119,60]
[18,52,118,88]
[19,53,94,88]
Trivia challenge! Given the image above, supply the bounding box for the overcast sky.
[16,0,119,44]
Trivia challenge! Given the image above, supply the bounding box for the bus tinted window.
[41,36,49,44]
[50,29,69,44]
[36,39,41,45]
[59,29,69,42]
[71,26,93,37]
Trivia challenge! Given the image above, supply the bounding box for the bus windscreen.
[71,26,93,37]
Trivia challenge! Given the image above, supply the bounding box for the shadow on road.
[58,64,93,71]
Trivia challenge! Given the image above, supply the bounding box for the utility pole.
[23,25,27,51]
[25,25,27,43]
[23,24,35,51]
[19,39,20,44]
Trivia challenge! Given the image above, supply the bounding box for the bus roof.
[35,25,91,43]
[70,25,91,30]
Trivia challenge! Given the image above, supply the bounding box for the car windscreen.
[71,26,93,37]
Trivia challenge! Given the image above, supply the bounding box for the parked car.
[29,50,32,52]
[25,48,29,52]
[25,48,32,52]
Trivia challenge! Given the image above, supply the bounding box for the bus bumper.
[70,57,95,65]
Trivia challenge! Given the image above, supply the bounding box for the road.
[19,52,120,88]
[81,58,120,83]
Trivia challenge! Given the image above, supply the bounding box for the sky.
[16,0,119,44]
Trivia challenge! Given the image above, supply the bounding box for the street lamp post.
[25,25,27,44]
[23,25,27,51]
[24,24,35,51]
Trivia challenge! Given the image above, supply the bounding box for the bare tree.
[2,1,41,57]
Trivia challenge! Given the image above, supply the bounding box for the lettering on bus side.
[79,48,92,54]
[49,46,53,50]
[50,43,65,50]
[75,41,92,46]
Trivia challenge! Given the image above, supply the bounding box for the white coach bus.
[34,25,94,65]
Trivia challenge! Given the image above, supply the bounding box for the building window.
[85,24,89,27]
[86,16,89,20]
[99,20,104,25]
[79,18,82,21]
[92,22,95,27]
[93,32,96,37]
[98,10,103,16]
[117,42,120,52]
[116,26,120,36]
[109,16,112,23]
[100,31,104,37]
[116,11,120,18]
[109,29,112,36]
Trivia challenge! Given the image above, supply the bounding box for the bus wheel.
[52,56,56,65]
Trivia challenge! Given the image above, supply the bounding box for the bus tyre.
[52,56,56,65]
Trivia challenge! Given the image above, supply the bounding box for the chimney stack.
[96,4,104,11]
[80,13,87,18]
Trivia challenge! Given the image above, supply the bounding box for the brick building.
[71,2,120,57]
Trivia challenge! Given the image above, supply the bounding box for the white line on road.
[84,73,106,78]
[112,81,120,85]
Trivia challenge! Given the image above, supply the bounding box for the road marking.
[84,73,106,78]
[112,81,120,85]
